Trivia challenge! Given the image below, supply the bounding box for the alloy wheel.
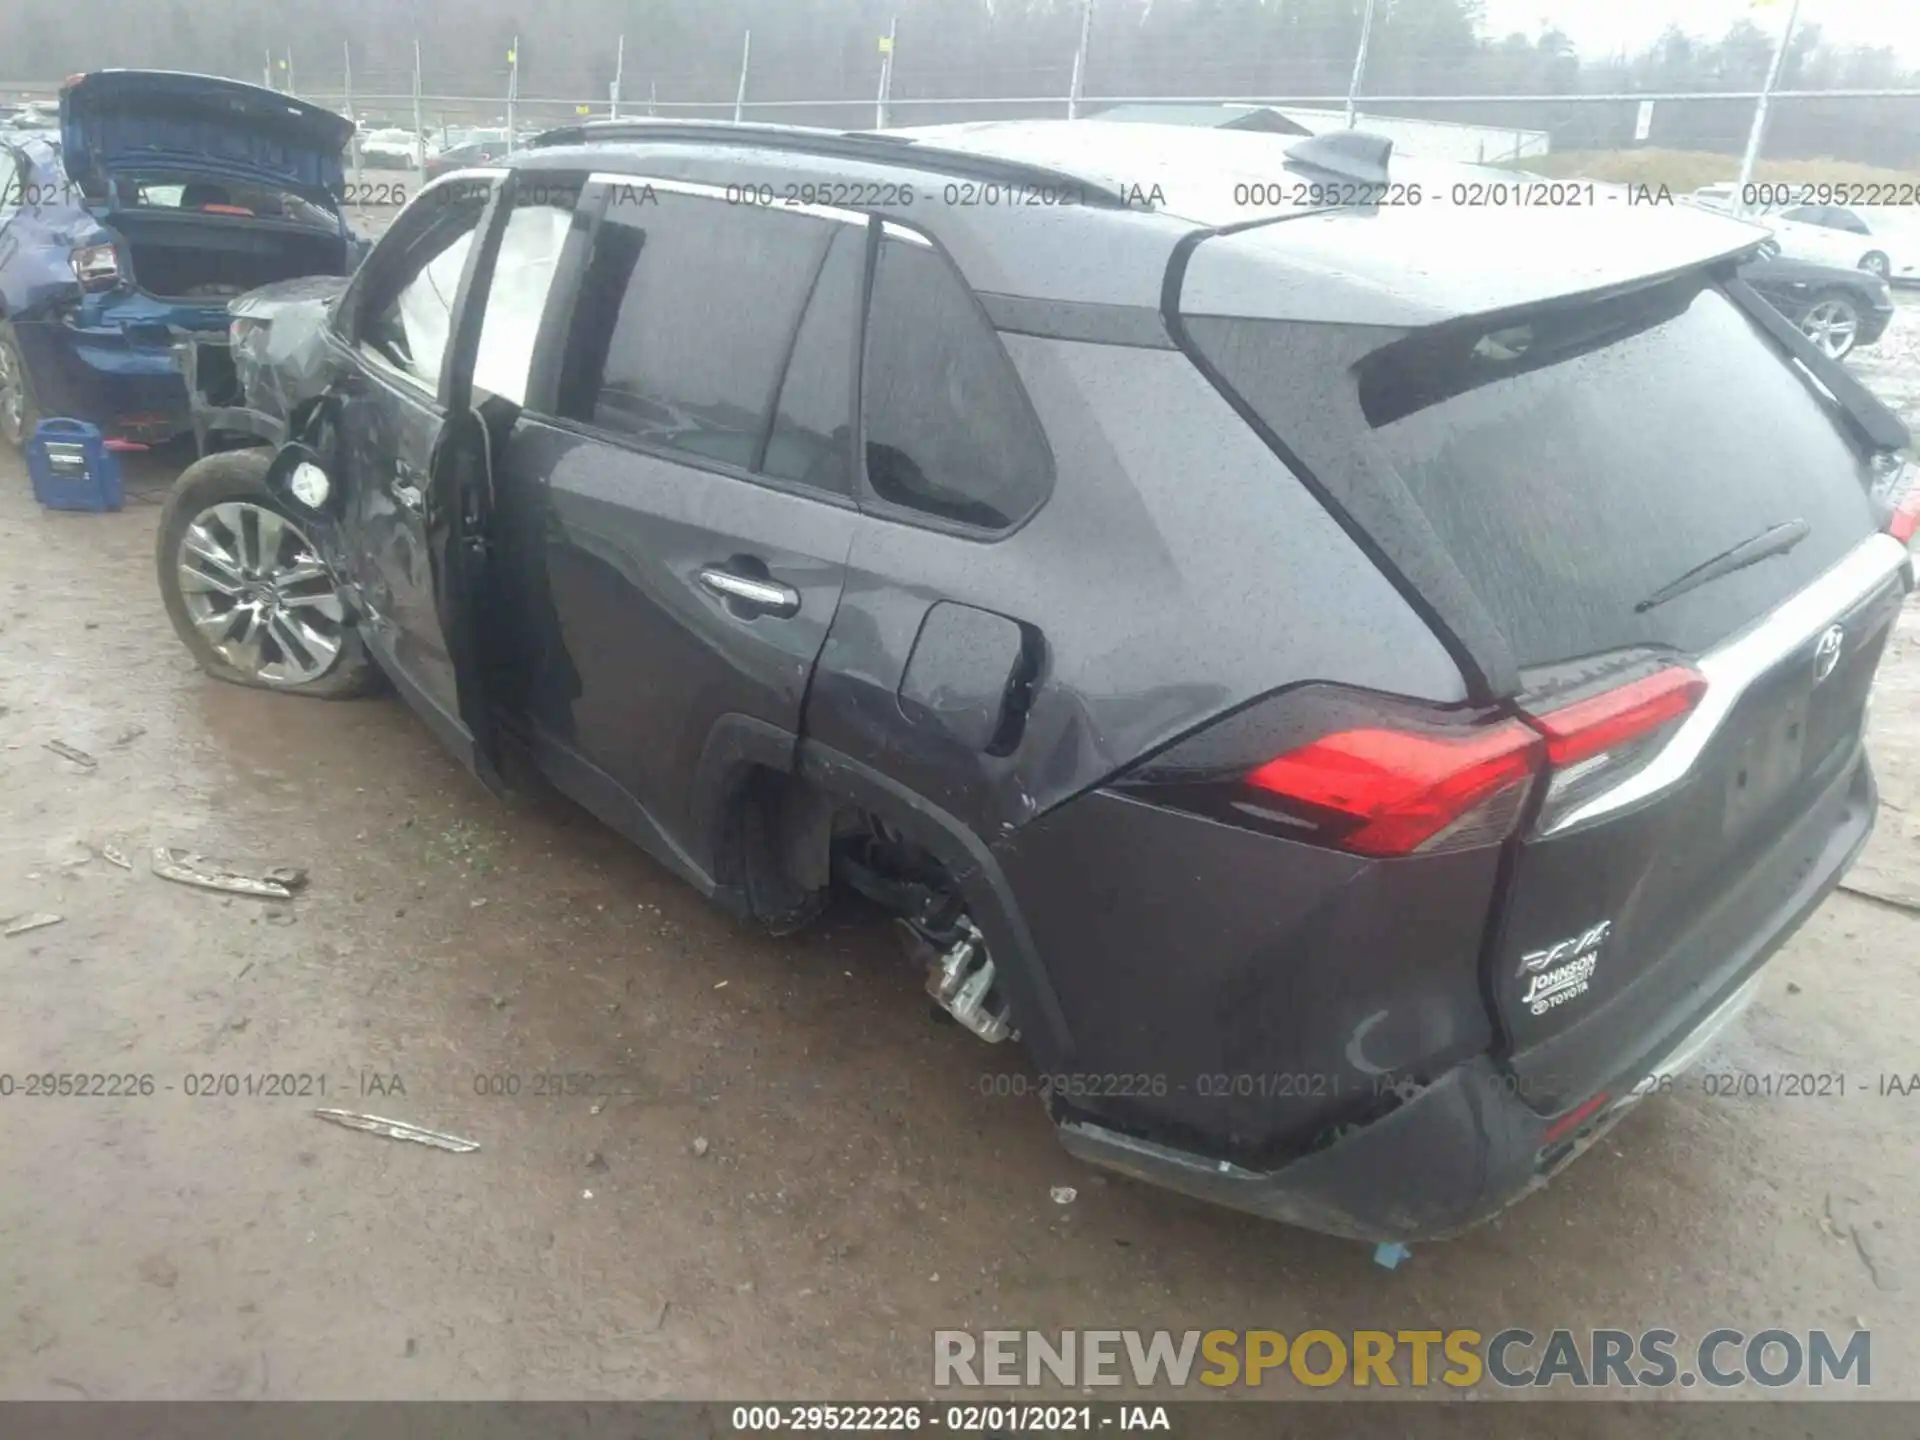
[1800,299,1859,361]
[175,501,347,685]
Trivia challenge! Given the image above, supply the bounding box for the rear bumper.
[1051,749,1876,1242]
[10,313,190,443]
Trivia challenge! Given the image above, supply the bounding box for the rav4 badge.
[1518,920,1611,1017]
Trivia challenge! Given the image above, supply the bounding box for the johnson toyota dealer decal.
[1518,920,1611,1016]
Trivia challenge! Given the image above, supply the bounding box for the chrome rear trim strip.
[1546,531,1908,834]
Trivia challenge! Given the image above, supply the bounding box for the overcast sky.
[1479,0,1920,66]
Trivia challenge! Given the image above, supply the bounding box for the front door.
[328,174,499,774]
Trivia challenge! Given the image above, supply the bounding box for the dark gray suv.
[155,119,1916,1241]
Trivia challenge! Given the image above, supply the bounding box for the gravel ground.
[0,294,1916,1408]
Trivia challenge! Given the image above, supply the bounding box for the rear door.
[329,173,499,773]
[495,175,864,878]
[1185,273,1906,1110]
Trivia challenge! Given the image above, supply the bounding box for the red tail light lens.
[1522,664,1706,832]
[1527,668,1707,767]
[70,243,120,291]
[1246,720,1542,857]
[1890,487,1920,545]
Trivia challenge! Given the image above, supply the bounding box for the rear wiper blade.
[1634,518,1811,613]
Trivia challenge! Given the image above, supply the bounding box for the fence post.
[506,37,519,152]
[875,18,896,129]
[1735,0,1804,212]
[285,49,296,97]
[412,39,426,190]
[649,79,657,117]
[343,42,361,204]
[611,35,624,119]
[1067,0,1093,119]
[1345,0,1378,128]
[263,51,273,90]
[734,30,752,122]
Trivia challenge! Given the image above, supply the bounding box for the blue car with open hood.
[0,69,361,452]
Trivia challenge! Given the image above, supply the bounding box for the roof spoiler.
[1283,130,1393,188]
[1725,273,1911,455]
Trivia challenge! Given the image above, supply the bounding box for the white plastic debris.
[1050,1186,1077,1205]
[312,1109,478,1153]
[152,847,309,900]
[3,913,63,939]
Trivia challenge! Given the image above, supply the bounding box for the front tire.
[156,448,376,698]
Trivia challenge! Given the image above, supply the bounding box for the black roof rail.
[1283,130,1393,187]
[527,119,1138,208]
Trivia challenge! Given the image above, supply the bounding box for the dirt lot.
[1,307,1919,1407]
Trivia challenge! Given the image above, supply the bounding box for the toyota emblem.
[1813,624,1845,684]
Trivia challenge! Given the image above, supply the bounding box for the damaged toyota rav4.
[156,120,1919,1242]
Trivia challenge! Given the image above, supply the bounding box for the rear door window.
[859,230,1054,532]
[1187,278,1878,667]
[555,187,839,476]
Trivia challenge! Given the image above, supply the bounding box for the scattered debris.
[152,847,310,900]
[589,1101,605,1116]
[587,1151,610,1173]
[1373,1242,1413,1270]
[45,740,97,770]
[312,1109,478,1153]
[652,1298,671,1331]
[1838,860,1920,914]
[404,1338,418,1358]
[110,725,146,749]
[99,844,132,871]
[235,961,255,981]
[582,1189,594,1200]
[1050,1186,1077,1205]
[1786,981,1803,995]
[691,1136,710,1158]
[713,980,729,990]
[3,913,63,938]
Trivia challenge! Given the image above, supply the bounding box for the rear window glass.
[1188,280,1877,667]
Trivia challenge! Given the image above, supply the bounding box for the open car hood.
[60,70,351,205]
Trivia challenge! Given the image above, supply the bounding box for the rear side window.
[556,190,838,476]
[1187,279,1878,667]
[860,233,1053,531]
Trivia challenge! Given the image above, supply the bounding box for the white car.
[357,127,424,169]
[1758,210,1893,276]
[1687,185,1909,281]
[1774,203,1916,283]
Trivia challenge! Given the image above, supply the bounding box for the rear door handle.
[698,566,800,619]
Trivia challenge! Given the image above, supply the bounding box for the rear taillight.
[1872,455,1919,545]
[1246,721,1541,857]
[1890,487,1920,546]
[1123,666,1711,859]
[1521,664,1706,833]
[1121,686,1547,859]
[70,243,120,291]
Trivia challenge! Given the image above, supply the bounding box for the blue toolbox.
[26,418,123,513]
